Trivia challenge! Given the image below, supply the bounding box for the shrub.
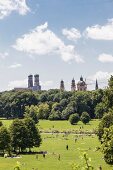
[81,112,90,124]
[69,113,80,125]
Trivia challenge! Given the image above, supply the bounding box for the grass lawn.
[1,119,100,132]
[0,134,113,170]
[1,119,112,170]
[38,119,100,132]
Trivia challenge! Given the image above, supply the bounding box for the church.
[60,76,98,91]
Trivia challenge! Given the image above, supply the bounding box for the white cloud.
[87,71,113,89]
[41,80,53,87]
[8,79,27,90]
[0,52,8,59]
[98,53,113,63]
[9,63,22,68]
[62,28,81,41]
[13,22,84,63]
[84,19,113,40]
[0,0,30,19]
[88,71,113,81]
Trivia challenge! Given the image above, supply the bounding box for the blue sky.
[0,0,113,91]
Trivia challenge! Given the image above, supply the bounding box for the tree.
[108,75,113,89]
[24,117,42,151]
[48,110,61,120]
[102,125,113,164]
[10,119,28,152]
[24,105,39,124]
[62,105,75,120]
[81,112,90,124]
[0,126,10,154]
[69,113,80,125]
[95,102,105,119]
[97,112,113,141]
[37,103,50,119]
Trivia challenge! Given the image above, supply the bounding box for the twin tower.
[28,74,41,91]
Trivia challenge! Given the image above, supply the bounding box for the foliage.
[37,103,50,119]
[81,112,91,124]
[48,110,61,120]
[24,117,42,150]
[14,161,21,170]
[102,125,113,164]
[0,88,105,120]
[108,75,113,89]
[0,126,10,153]
[10,119,28,152]
[97,111,113,141]
[71,152,94,170]
[0,120,3,126]
[69,113,79,125]
[25,105,39,124]
[10,118,41,152]
[94,102,105,119]
[61,105,75,120]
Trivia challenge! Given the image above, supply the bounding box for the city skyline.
[0,0,113,91]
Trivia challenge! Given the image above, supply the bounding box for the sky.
[0,0,113,91]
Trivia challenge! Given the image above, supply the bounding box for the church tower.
[77,76,87,91]
[71,78,76,91]
[28,75,33,89]
[33,74,41,91]
[34,74,39,86]
[60,80,65,91]
[95,79,98,90]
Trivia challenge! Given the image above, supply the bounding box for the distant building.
[28,74,41,91]
[14,87,30,91]
[60,80,65,91]
[71,78,76,91]
[95,79,98,90]
[77,76,87,91]
[28,75,33,89]
[14,74,41,91]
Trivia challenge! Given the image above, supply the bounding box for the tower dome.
[77,76,87,91]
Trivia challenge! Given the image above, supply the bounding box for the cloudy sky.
[0,0,113,91]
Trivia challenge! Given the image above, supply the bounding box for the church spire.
[71,78,76,91]
[95,79,98,90]
[60,80,65,91]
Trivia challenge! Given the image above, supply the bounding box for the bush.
[80,112,90,124]
[97,112,113,141]
[69,113,80,125]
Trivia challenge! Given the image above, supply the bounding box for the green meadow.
[0,119,113,170]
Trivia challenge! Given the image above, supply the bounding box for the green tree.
[48,110,61,120]
[0,126,10,154]
[10,119,28,152]
[37,103,50,119]
[62,105,75,120]
[81,112,90,124]
[97,112,113,141]
[102,125,113,164]
[69,113,80,125]
[25,105,39,124]
[24,117,42,151]
[108,75,113,89]
[94,102,105,119]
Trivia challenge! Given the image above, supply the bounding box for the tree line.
[0,87,105,120]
